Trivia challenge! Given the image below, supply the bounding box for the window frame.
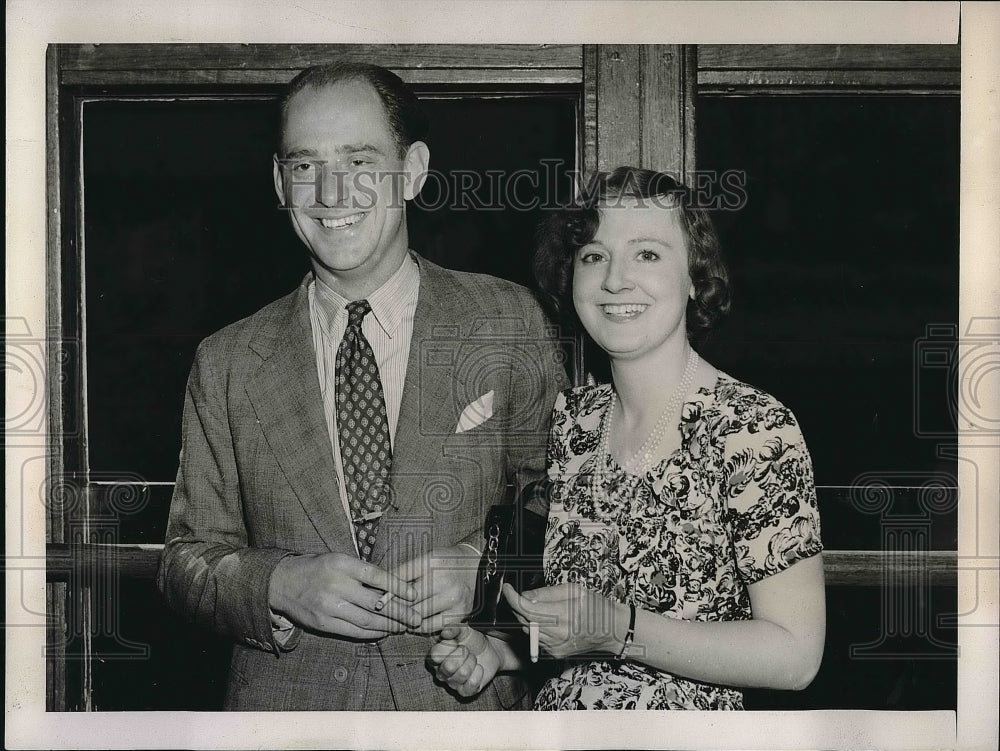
[45,42,960,711]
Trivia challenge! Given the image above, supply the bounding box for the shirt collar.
[311,253,419,339]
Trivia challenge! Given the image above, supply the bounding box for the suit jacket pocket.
[492,673,530,710]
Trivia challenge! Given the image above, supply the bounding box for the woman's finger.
[502,583,533,614]
[520,582,572,603]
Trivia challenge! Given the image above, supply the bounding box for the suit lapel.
[244,276,356,555]
[374,259,466,564]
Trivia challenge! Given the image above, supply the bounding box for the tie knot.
[345,300,372,331]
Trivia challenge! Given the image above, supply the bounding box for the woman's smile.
[600,303,649,320]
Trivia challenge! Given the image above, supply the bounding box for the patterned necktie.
[335,300,393,560]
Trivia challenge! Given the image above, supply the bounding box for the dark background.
[81,94,957,710]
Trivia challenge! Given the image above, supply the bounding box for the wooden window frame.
[45,43,959,711]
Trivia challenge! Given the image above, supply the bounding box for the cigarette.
[375,591,393,612]
[529,622,539,663]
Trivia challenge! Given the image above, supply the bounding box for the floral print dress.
[533,374,823,710]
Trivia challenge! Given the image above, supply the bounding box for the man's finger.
[451,624,483,651]
[411,588,463,619]
[455,663,484,697]
[450,652,477,684]
[428,640,460,669]
[320,601,412,635]
[411,608,465,635]
[436,646,469,680]
[390,553,430,584]
[379,598,424,630]
[318,615,396,641]
[352,560,417,601]
[339,581,422,628]
[438,623,465,641]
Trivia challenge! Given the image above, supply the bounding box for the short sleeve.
[545,388,573,482]
[721,394,823,585]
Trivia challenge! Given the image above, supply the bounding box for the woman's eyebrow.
[626,236,672,247]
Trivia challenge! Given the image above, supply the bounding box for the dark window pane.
[83,96,576,482]
[83,98,301,483]
[746,584,957,710]
[89,580,230,711]
[696,96,959,549]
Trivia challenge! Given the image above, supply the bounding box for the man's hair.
[279,61,429,157]
[534,166,731,345]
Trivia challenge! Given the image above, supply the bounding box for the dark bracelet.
[616,603,636,660]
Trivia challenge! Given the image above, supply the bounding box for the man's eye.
[350,158,372,168]
[291,162,315,173]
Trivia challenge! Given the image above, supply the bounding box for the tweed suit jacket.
[157,254,569,710]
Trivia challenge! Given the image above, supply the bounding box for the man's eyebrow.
[341,143,386,155]
[283,144,386,157]
[281,148,320,160]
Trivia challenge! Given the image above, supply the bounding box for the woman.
[429,167,825,710]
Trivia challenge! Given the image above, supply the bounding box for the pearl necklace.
[598,347,698,475]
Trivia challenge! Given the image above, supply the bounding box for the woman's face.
[572,197,693,363]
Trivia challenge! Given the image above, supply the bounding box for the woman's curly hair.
[534,166,731,345]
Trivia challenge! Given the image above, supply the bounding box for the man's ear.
[272,154,286,206]
[402,141,430,201]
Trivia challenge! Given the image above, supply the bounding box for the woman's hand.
[503,582,629,659]
[427,624,503,697]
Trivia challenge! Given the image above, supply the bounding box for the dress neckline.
[594,372,728,478]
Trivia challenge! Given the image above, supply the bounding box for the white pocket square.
[455,391,494,433]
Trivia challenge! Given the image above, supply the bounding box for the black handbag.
[466,483,548,633]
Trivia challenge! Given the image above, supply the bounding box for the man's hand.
[268,553,422,639]
[503,582,626,659]
[392,545,479,634]
[427,624,503,697]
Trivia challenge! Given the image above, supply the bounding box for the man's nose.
[317,168,349,208]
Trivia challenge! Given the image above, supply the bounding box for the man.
[156,62,568,710]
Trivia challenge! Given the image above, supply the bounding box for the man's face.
[273,79,429,298]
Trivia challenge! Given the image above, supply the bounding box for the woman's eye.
[579,252,604,264]
[638,249,660,262]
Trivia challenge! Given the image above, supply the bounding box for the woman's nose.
[601,256,634,293]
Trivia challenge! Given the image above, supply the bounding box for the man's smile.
[316,211,368,230]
